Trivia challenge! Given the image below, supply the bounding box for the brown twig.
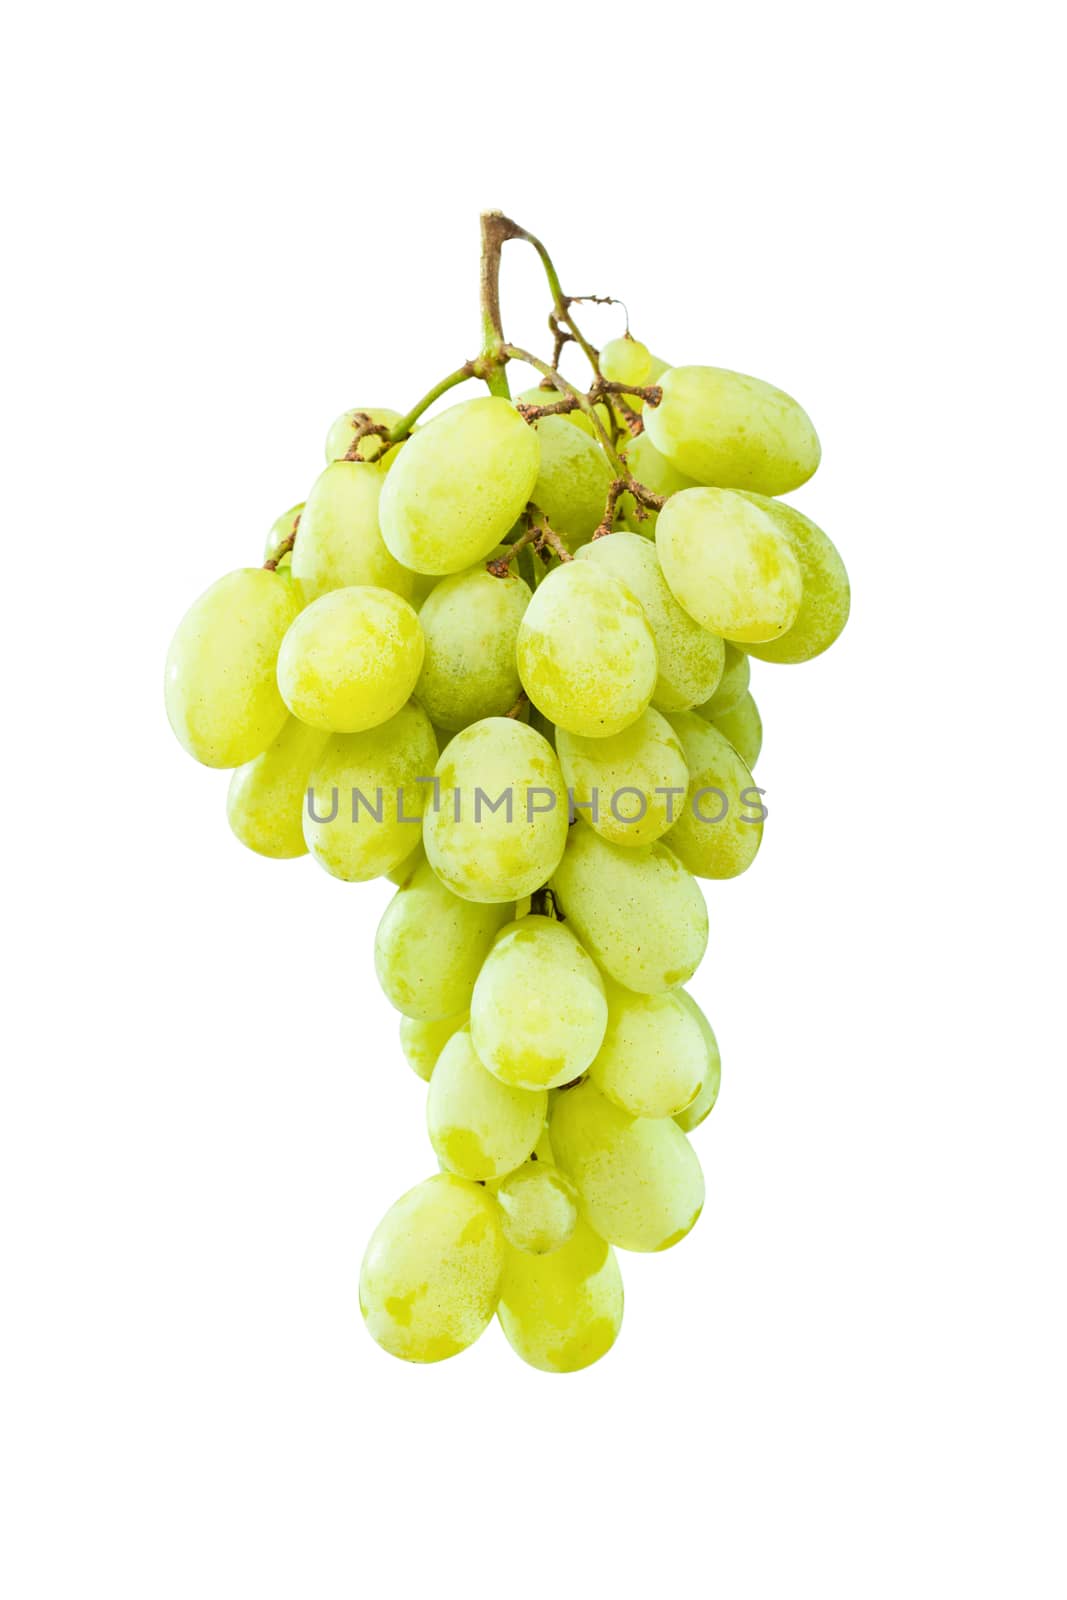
[592,477,666,539]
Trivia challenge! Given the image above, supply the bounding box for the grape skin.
[665,711,763,880]
[646,364,821,495]
[496,1218,623,1372]
[276,586,424,733]
[697,641,750,718]
[416,561,530,732]
[226,716,328,859]
[427,1027,547,1182]
[673,992,722,1133]
[263,501,304,565]
[529,415,613,545]
[555,709,690,848]
[399,1012,468,1083]
[710,689,763,769]
[656,486,803,644]
[734,493,850,664]
[491,1161,580,1254]
[291,459,414,603]
[589,980,707,1119]
[375,857,511,1020]
[617,432,697,536]
[324,405,402,464]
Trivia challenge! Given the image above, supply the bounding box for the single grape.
[528,415,613,545]
[600,334,652,391]
[399,1011,468,1082]
[470,915,607,1090]
[673,992,721,1133]
[617,432,697,535]
[710,689,763,769]
[734,493,850,663]
[497,1218,624,1372]
[165,568,301,768]
[385,838,424,887]
[264,501,304,565]
[416,561,530,731]
[645,364,821,494]
[656,486,803,643]
[517,561,657,737]
[423,717,569,903]
[697,641,750,718]
[589,979,707,1119]
[427,1027,547,1182]
[555,708,690,848]
[551,823,708,993]
[226,716,329,859]
[323,406,402,464]
[665,710,762,879]
[379,396,540,575]
[291,459,414,603]
[375,856,512,1020]
[491,1161,579,1254]
[551,1079,705,1253]
[276,586,424,733]
[359,1174,505,1363]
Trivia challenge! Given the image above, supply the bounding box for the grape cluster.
[165,215,849,1373]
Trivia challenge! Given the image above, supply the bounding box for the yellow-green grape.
[646,353,671,382]
[550,824,708,993]
[492,1161,580,1254]
[277,587,424,733]
[165,568,301,768]
[399,1011,467,1082]
[734,493,850,663]
[711,689,763,769]
[470,916,607,1090]
[601,335,652,389]
[324,406,402,464]
[497,1218,623,1372]
[303,700,436,882]
[618,432,698,536]
[379,397,540,575]
[423,718,569,903]
[385,838,424,888]
[698,642,750,718]
[291,460,414,604]
[529,415,613,545]
[555,709,689,848]
[645,364,821,495]
[408,570,439,610]
[375,858,511,1019]
[427,1027,547,1181]
[673,992,721,1133]
[517,561,657,737]
[589,979,707,1119]
[226,716,329,859]
[665,710,762,880]
[551,1079,704,1252]
[264,501,304,565]
[577,531,724,711]
[416,562,530,731]
[359,1174,505,1363]
[656,487,802,644]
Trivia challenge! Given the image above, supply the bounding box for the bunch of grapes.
[165,213,849,1373]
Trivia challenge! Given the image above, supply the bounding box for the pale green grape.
[470,915,607,1090]
[416,561,530,731]
[226,716,329,859]
[555,709,689,848]
[577,531,724,711]
[656,486,803,643]
[711,689,763,769]
[324,405,402,464]
[399,1011,467,1082]
[735,493,850,663]
[646,353,671,382]
[427,1027,546,1181]
[600,335,652,390]
[550,824,708,993]
[698,641,750,718]
[618,432,697,535]
[385,838,424,887]
[359,1174,504,1363]
[264,501,304,565]
[646,364,821,494]
[497,1218,623,1372]
[529,415,613,544]
[165,568,301,768]
[589,979,707,1119]
[277,586,424,733]
[375,857,511,1019]
[517,561,657,737]
[291,459,414,603]
[303,700,436,881]
[673,992,721,1133]
[408,570,439,610]
[551,1079,704,1252]
[379,397,540,574]
[423,718,569,903]
[491,1160,579,1254]
[665,711,762,879]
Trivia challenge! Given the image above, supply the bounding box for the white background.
[3,3,1064,1595]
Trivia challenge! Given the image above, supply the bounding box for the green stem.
[388,365,478,441]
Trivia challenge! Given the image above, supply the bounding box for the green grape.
[550,824,708,993]
[697,641,750,718]
[165,568,301,768]
[551,1079,704,1252]
[427,1027,547,1181]
[470,915,607,1090]
[673,992,721,1133]
[577,531,724,711]
[291,460,414,603]
[646,353,671,382]
[277,586,424,733]
[375,857,511,1019]
[497,1218,623,1372]
[555,708,689,848]
[379,397,540,575]
[734,493,850,663]
[711,689,763,769]
[645,364,821,495]
[423,718,569,903]
[491,1160,579,1254]
[359,1174,505,1363]
[618,432,697,535]
[324,405,402,464]
[517,561,657,737]
[529,415,613,544]
[589,979,707,1119]
[303,700,436,882]
[226,716,329,859]
[600,335,652,390]
[264,501,304,565]
[399,1011,467,1082]
[416,561,530,731]
[665,711,762,879]
[408,570,439,610]
[385,838,424,887]
[656,486,803,643]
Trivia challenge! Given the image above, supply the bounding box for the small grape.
[427,1028,546,1182]
[600,334,652,397]
[673,993,721,1133]
[710,689,763,769]
[665,710,762,879]
[277,586,424,733]
[529,415,613,545]
[617,432,697,535]
[226,716,329,859]
[656,486,803,643]
[497,1218,624,1372]
[399,1012,468,1082]
[491,1161,579,1254]
[735,493,850,663]
[646,364,821,495]
[589,979,708,1119]
[264,501,304,565]
[375,857,512,1020]
[324,406,402,464]
[291,459,414,603]
[555,708,690,848]
[416,560,530,731]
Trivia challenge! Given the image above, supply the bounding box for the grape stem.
[263,514,300,571]
[592,477,666,540]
